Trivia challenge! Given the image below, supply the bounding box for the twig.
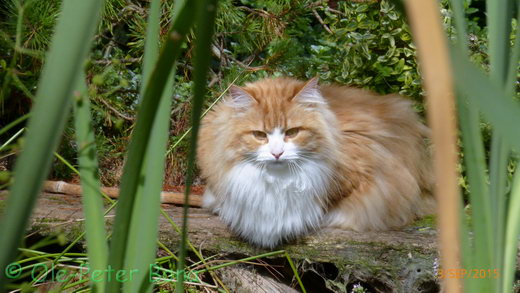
[325,7,345,16]
[190,259,282,272]
[228,54,266,71]
[103,40,115,59]
[237,6,272,17]
[211,43,265,72]
[208,75,219,88]
[98,98,135,121]
[312,9,333,34]
[92,58,141,65]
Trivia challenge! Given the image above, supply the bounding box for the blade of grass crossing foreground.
[106,1,196,291]
[140,0,163,99]
[455,95,490,292]
[73,72,109,293]
[0,113,30,137]
[450,49,520,151]
[122,0,176,291]
[176,1,218,292]
[448,0,469,51]
[502,168,520,293]
[284,252,306,293]
[461,104,492,292]
[486,0,513,84]
[502,7,520,293]
[452,54,516,292]
[449,2,493,291]
[457,191,476,293]
[0,128,24,152]
[486,3,514,290]
[488,134,509,292]
[0,0,105,288]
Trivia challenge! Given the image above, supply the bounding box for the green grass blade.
[0,113,30,137]
[284,252,307,293]
[455,95,492,291]
[448,2,494,290]
[502,167,520,293]
[176,0,218,292]
[106,1,196,291]
[486,3,514,290]
[451,2,518,291]
[73,73,108,293]
[194,251,286,274]
[502,8,520,292]
[140,0,162,98]
[0,0,105,288]
[448,0,468,52]
[486,0,514,84]
[122,0,176,291]
[458,194,477,293]
[488,134,509,291]
[450,48,520,151]
[0,128,24,153]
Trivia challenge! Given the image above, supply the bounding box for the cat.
[197,77,435,248]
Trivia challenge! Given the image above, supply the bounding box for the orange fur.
[197,77,435,246]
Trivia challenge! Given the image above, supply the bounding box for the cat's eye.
[252,130,267,140]
[285,127,300,138]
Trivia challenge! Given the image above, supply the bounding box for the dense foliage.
[0,0,489,186]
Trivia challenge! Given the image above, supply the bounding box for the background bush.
[0,0,489,187]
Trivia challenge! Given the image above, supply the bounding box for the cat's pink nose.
[271,151,283,160]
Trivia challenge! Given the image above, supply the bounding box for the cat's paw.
[202,188,218,211]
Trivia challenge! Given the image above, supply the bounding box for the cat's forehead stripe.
[242,79,306,130]
[262,100,287,131]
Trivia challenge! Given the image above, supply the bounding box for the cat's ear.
[292,77,326,105]
[225,85,256,109]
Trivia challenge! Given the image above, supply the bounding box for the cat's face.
[222,78,337,166]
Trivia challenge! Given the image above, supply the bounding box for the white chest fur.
[205,159,332,247]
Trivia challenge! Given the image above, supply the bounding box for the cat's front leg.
[202,187,219,213]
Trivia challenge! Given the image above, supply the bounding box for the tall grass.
[73,73,108,292]
[121,0,173,291]
[0,0,214,291]
[404,0,520,292]
[0,0,106,287]
[175,1,217,292]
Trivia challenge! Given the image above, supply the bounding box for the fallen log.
[1,191,518,292]
[42,180,203,207]
[217,266,299,293]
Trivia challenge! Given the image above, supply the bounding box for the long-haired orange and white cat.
[197,77,435,248]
